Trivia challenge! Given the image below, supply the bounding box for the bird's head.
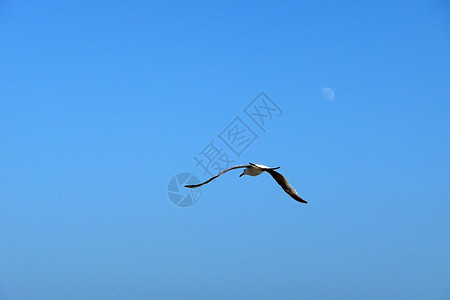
[239,169,248,177]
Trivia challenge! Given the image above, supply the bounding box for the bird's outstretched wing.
[266,169,307,203]
[185,165,249,188]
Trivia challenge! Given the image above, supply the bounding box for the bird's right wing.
[185,165,249,188]
[266,169,307,204]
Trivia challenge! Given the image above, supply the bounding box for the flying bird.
[185,162,307,203]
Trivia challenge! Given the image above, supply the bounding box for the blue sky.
[0,1,449,299]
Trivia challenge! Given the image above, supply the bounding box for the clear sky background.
[1,1,449,299]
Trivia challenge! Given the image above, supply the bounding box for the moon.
[321,87,335,101]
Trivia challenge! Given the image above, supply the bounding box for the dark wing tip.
[291,193,308,204]
[298,198,308,204]
[184,184,196,188]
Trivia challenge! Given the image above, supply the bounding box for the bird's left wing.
[185,165,249,188]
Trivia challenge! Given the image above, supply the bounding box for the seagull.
[185,162,307,203]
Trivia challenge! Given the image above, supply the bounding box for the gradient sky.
[1,1,449,299]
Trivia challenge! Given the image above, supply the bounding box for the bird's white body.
[240,164,269,176]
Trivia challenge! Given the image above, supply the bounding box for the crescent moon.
[321,87,335,101]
